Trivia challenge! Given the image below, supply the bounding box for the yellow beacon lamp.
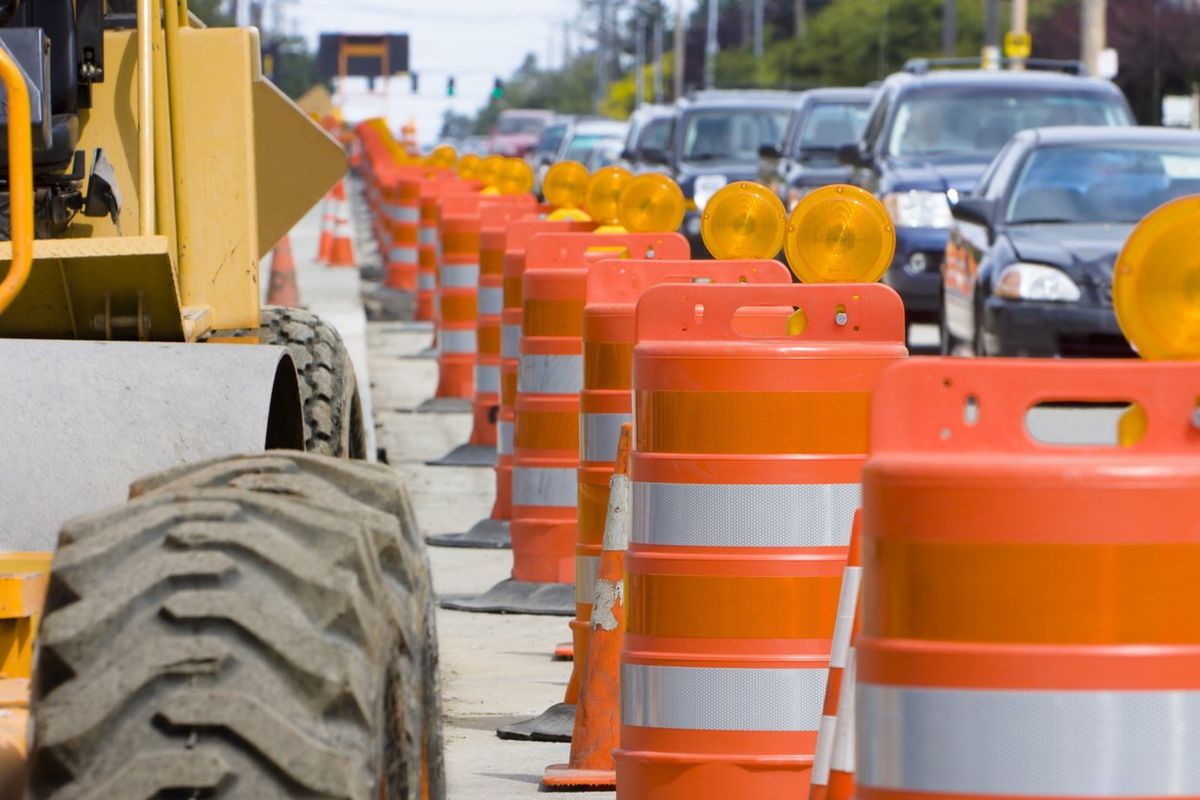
[457,153,482,181]
[584,165,634,232]
[1113,195,1200,361]
[784,184,895,283]
[497,158,535,196]
[618,174,687,233]
[700,182,788,260]
[477,154,506,194]
[543,160,592,221]
[426,144,458,170]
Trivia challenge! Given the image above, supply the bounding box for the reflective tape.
[632,482,860,548]
[394,205,420,223]
[622,664,826,731]
[811,713,839,785]
[518,354,583,394]
[389,246,418,264]
[497,420,514,456]
[474,364,500,394]
[439,329,476,355]
[575,554,600,604]
[857,683,1200,796]
[418,226,438,244]
[440,263,479,288]
[582,413,633,463]
[479,287,504,316]
[502,324,521,359]
[418,272,436,291]
[512,466,578,508]
[830,566,861,669]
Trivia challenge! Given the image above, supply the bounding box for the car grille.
[1057,333,1136,358]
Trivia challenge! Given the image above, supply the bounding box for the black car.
[644,91,799,256]
[839,60,1135,327]
[761,87,875,210]
[942,126,1200,357]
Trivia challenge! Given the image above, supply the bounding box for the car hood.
[790,162,855,186]
[1005,222,1134,283]
[885,159,990,194]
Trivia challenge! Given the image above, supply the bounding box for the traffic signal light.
[410,72,419,93]
[492,77,505,100]
[447,76,456,97]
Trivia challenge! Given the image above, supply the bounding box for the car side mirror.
[837,142,870,168]
[950,196,996,229]
[641,147,669,166]
[758,144,783,160]
[620,149,635,161]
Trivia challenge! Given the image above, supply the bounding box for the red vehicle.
[489,109,554,157]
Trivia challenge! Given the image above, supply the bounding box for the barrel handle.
[525,231,690,268]
[586,259,791,305]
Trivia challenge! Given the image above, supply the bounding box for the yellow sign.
[1004,31,1032,60]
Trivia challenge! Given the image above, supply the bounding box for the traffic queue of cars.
[469,58,1197,358]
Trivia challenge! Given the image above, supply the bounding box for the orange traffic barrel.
[569,257,793,726]
[428,218,596,550]
[383,171,422,291]
[440,230,686,623]
[614,281,907,799]
[857,358,1200,800]
[416,180,447,321]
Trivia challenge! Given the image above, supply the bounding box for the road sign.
[1004,31,1032,60]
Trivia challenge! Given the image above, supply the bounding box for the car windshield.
[497,116,545,135]
[564,134,623,162]
[1006,143,1200,224]
[538,124,568,152]
[638,118,673,153]
[792,101,870,155]
[886,88,1130,159]
[681,109,791,163]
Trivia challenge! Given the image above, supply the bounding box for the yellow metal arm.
[0,42,33,316]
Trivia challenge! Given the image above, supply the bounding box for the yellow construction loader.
[0,2,442,798]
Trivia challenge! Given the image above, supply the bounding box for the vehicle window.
[792,102,871,155]
[885,89,1131,159]
[638,118,673,154]
[497,116,545,135]
[860,89,893,150]
[1005,144,1200,224]
[977,140,1021,199]
[564,134,622,162]
[680,109,791,163]
[539,125,567,153]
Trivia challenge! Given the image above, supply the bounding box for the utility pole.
[753,0,764,59]
[653,17,665,103]
[942,0,956,56]
[673,0,685,100]
[635,17,646,108]
[1081,0,1106,77]
[1010,0,1028,69]
[704,0,717,90]
[794,0,806,43]
[596,0,610,112]
[983,0,1000,69]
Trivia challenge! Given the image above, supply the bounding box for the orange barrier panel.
[857,358,1200,800]
[615,282,906,799]
[568,257,793,732]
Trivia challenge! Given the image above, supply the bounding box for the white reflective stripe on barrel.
[474,365,500,394]
[439,329,476,354]
[497,420,514,456]
[418,272,437,291]
[830,566,862,669]
[394,205,420,223]
[811,713,839,785]
[478,287,504,316]
[622,664,826,731]
[631,482,860,547]
[518,354,583,394]
[512,466,578,508]
[419,226,438,244]
[857,684,1200,796]
[502,324,521,359]
[440,264,479,288]
[575,555,600,604]
[389,246,418,263]
[582,413,633,463]
[830,649,856,773]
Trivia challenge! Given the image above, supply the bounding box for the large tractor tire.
[27,453,444,800]
[259,306,368,459]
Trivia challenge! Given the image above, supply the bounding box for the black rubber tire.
[259,307,367,459]
[28,453,445,800]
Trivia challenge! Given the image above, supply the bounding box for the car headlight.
[882,190,953,228]
[994,262,1081,302]
[693,174,728,212]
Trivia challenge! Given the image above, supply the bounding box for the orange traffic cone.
[542,424,633,791]
[328,180,357,268]
[266,235,300,307]
[317,189,336,262]
[810,510,862,800]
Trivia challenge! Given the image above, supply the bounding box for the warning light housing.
[585,166,634,226]
[543,160,590,210]
[618,174,686,233]
[700,182,788,260]
[498,158,535,196]
[457,153,482,180]
[784,184,895,284]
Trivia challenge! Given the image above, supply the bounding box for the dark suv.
[839,60,1134,326]
[644,91,799,255]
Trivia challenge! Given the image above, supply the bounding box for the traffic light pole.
[1081,0,1106,77]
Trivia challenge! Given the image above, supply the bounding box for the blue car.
[839,59,1134,328]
